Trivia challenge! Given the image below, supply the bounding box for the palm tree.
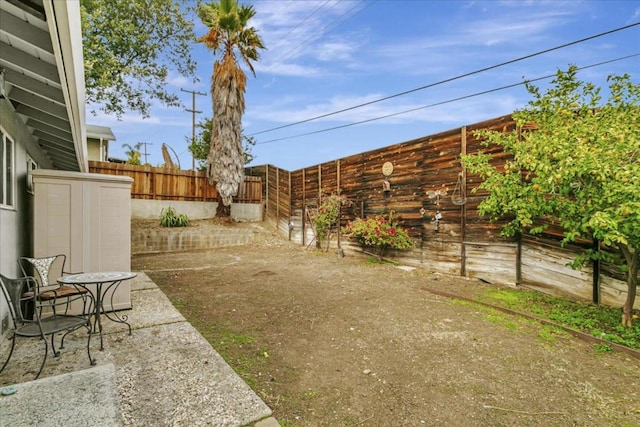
[197,0,265,215]
[122,142,143,165]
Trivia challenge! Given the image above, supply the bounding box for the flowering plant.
[343,211,413,259]
[313,194,346,251]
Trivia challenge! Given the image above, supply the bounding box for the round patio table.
[58,271,136,351]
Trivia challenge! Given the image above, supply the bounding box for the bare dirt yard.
[132,220,640,427]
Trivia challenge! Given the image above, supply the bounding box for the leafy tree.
[188,117,256,172]
[197,0,265,215]
[122,142,143,165]
[463,66,639,327]
[81,0,197,118]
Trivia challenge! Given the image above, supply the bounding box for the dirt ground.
[132,220,640,427]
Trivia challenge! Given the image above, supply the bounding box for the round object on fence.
[382,162,394,176]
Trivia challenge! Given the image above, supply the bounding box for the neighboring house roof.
[0,0,87,172]
[87,124,116,141]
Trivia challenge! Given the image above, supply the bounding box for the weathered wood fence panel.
[90,161,262,203]
[236,176,262,203]
[249,165,290,233]
[600,274,632,309]
[252,113,637,310]
[520,237,594,301]
[420,240,462,274]
[465,243,518,285]
[89,161,215,201]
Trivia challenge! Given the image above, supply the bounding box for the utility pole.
[181,88,207,171]
[140,142,153,165]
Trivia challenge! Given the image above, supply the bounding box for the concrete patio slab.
[0,273,274,426]
[0,364,121,426]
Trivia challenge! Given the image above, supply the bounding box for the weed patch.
[161,293,270,388]
[479,288,640,349]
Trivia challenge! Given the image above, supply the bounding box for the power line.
[250,21,640,137]
[266,0,377,72]
[255,53,640,145]
[267,0,332,53]
[267,0,365,67]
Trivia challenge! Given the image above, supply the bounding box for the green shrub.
[160,207,189,227]
[343,211,413,259]
[313,194,346,252]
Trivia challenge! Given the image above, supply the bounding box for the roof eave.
[43,0,87,172]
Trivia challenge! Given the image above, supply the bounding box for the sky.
[87,0,640,171]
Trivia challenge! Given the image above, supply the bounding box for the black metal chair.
[0,274,95,379]
[18,255,89,316]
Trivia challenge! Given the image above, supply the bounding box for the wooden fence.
[249,114,635,310]
[89,161,262,203]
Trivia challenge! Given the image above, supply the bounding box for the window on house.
[27,154,38,194]
[1,128,15,208]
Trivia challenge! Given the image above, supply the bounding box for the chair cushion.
[24,256,57,287]
[38,285,88,300]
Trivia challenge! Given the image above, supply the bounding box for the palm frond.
[237,4,256,26]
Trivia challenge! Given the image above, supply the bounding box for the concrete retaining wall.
[132,200,217,220]
[132,200,263,222]
[230,203,264,222]
[132,226,255,254]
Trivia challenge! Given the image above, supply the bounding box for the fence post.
[288,170,292,241]
[276,167,280,231]
[149,166,156,200]
[318,164,322,202]
[337,159,341,250]
[592,239,600,304]
[516,233,522,285]
[302,168,306,246]
[202,172,208,202]
[194,169,198,201]
[265,165,270,219]
[460,126,467,276]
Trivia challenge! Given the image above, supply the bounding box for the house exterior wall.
[87,139,103,162]
[0,101,46,278]
[0,100,44,336]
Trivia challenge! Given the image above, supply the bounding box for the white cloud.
[630,6,640,23]
[256,61,322,77]
[251,1,369,72]
[166,72,195,89]
[259,0,581,81]
[464,11,572,46]
[315,40,356,62]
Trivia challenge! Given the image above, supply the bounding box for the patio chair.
[0,274,95,379]
[18,254,89,316]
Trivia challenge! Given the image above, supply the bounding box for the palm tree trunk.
[207,53,247,213]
